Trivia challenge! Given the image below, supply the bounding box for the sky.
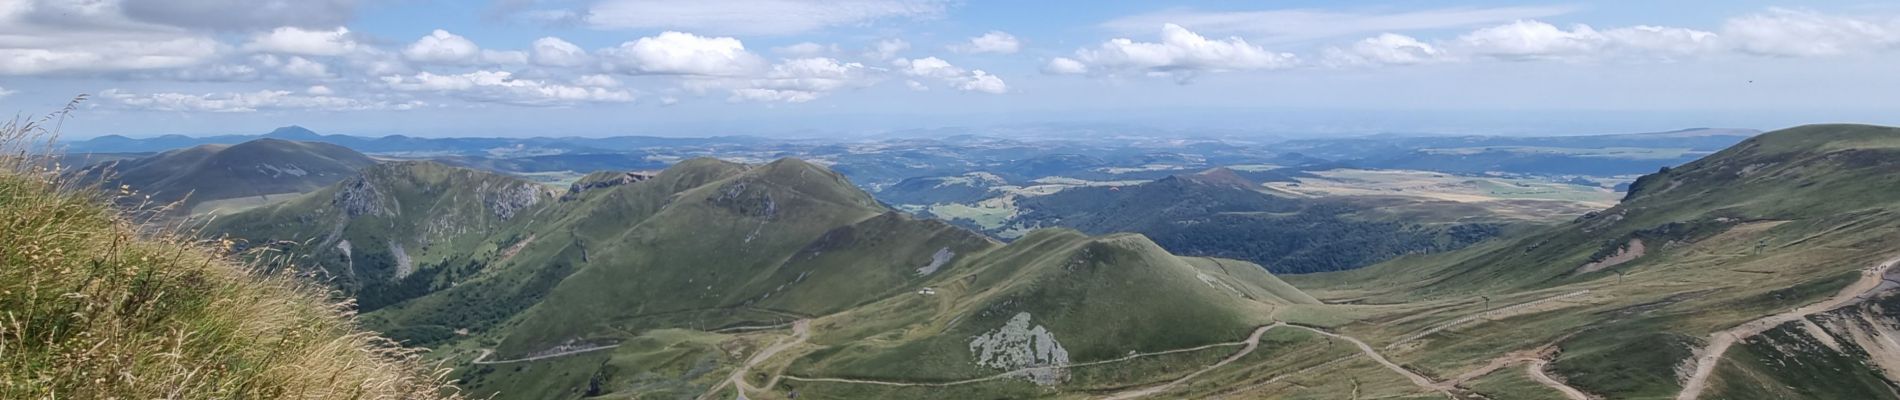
[3,0,1899,138]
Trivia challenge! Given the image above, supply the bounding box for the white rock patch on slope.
[969,312,1071,385]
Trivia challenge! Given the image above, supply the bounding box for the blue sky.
[2,0,1898,138]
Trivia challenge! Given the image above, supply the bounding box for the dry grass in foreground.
[0,107,464,399]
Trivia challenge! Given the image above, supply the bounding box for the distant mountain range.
[63,125,764,154]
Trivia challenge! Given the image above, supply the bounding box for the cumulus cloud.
[718,57,875,102]
[1323,33,1448,66]
[599,31,765,76]
[1101,6,1577,42]
[278,56,334,79]
[1453,20,1721,61]
[306,85,335,95]
[895,57,1008,94]
[531,37,590,67]
[404,30,481,63]
[774,42,838,57]
[953,31,1021,54]
[1042,57,1088,75]
[382,70,636,106]
[0,86,14,98]
[868,38,911,60]
[1724,8,1900,57]
[1063,24,1297,79]
[99,88,422,112]
[565,0,948,35]
[245,26,361,56]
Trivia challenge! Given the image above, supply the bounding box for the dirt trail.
[470,344,622,365]
[1676,254,1900,400]
[1284,325,1452,398]
[783,326,1261,389]
[1425,341,1592,399]
[1527,359,1592,400]
[1387,290,1591,350]
[1098,324,1275,400]
[699,319,810,400]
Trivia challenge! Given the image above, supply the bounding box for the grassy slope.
[0,130,455,398]
[1283,124,1900,398]
[208,160,555,310]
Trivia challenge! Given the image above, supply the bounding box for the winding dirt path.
[1675,254,1900,400]
[1283,325,1452,398]
[1527,359,1592,400]
[782,326,1262,389]
[1098,324,1276,400]
[470,344,623,365]
[699,319,810,400]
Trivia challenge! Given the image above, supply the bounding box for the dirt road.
[1098,324,1276,400]
[1527,359,1592,400]
[470,344,622,365]
[1675,254,1900,400]
[699,319,810,400]
[1284,325,1452,398]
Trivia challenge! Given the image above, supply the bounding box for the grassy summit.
[0,120,459,398]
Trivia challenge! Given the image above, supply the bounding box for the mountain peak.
[264,125,321,139]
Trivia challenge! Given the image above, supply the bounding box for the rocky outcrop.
[485,181,550,220]
[561,172,653,201]
[969,312,1071,386]
[334,176,390,217]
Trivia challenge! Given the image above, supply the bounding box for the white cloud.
[404,29,481,63]
[531,37,590,67]
[724,57,875,103]
[382,70,636,105]
[306,85,334,95]
[895,57,1008,94]
[1724,8,1900,57]
[1065,24,1298,79]
[905,80,928,91]
[245,26,360,56]
[1453,20,1722,62]
[1454,20,1604,60]
[0,86,14,98]
[481,50,529,65]
[99,89,421,112]
[278,56,333,79]
[0,38,220,75]
[954,31,1021,54]
[774,42,838,57]
[1602,26,1723,58]
[1042,57,1088,75]
[0,2,221,75]
[571,0,948,35]
[599,31,764,76]
[574,74,623,87]
[1323,33,1447,66]
[868,38,910,60]
[957,70,1007,94]
[1101,6,1577,43]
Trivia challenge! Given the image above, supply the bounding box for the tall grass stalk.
[0,101,463,399]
